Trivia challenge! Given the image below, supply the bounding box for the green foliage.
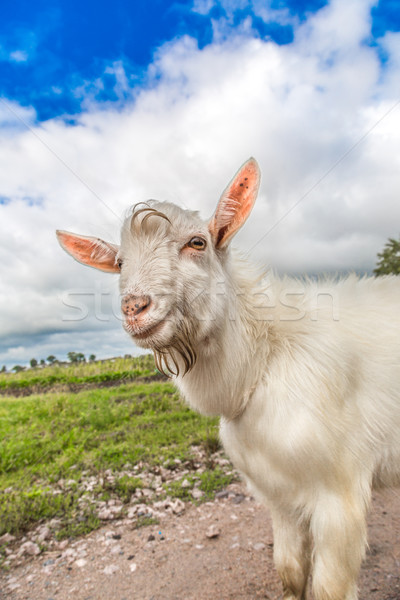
[11,365,25,373]
[197,467,235,497]
[0,379,220,537]
[47,355,56,364]
[374,236,400,276]
[136,516,159,529]
[0,355,157,394]
[68,351,85,363]
[103,475,143,503]
[1,486,83,536]
[55,509,101,540]
[164,467,235,502]
[30,358,38,368]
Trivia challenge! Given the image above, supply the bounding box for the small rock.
[170,499,185,514]
[105,530,116,538]
[103,564,119,575]
[37,526,51,542]
[43,559,55,566]
[19,541,41,556]
[253,542,266,551]
[215,490,229,500]
[191,488,204,500]
[98,509,114,520]
[147,534,155,542]
[205,525,221,539]
[129,563,137,573]
[181,479,191,488]
[0,533,16,544]
[75,558,87,568]
[232,494,246,504]
[112,533,121,540]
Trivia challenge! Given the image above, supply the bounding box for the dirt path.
[1,483,400,600]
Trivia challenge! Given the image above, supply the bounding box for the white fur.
[58,172,400,600]
[116,202,400,599]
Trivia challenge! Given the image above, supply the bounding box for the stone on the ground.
[205,525,221,539]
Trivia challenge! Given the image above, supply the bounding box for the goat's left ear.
[208,157,261,249]
[56,230,120,273]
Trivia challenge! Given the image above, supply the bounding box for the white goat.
[57,158,400,600]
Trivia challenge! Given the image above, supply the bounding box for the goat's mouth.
[132,320,165,340]
[123,312,172,344]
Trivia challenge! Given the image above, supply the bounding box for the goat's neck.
[175,270,269,420]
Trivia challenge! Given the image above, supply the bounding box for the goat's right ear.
[56,230,120,273]
[208,157,261,249]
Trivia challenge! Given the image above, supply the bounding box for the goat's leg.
[310,491,368,600]
[270,508,311,600]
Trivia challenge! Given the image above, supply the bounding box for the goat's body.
[177,268,400,600]
[58,158,400,600]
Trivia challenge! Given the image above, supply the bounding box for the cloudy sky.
[0,0,399,368]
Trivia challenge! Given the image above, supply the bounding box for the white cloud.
[192,0,295,27]
[9,49,29,62]
[1,0,400,366]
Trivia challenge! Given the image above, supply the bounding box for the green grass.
[0,379,224,540]
[164,468,235,502]
[0,355,158,393]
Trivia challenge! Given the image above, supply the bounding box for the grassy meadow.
[0,356,234,549]
[0,355,156,395]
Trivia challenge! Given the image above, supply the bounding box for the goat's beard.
[152,319,197,378]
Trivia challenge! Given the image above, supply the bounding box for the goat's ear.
[208,157,260,249]
[56,230,120,273]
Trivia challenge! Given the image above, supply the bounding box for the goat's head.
[56,158,261,375]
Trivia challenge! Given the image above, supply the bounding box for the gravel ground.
[1,483,400,600]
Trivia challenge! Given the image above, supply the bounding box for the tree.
[30,358,38,368]
[47,355,56,364]
[40,359,45,366]
[12,365,25,372]
[374,237,400,276]
[68,351,85,363]
[89,354,96,362]
[68,351,78,363]
[1,365,6,373]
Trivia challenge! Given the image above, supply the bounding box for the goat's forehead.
[150,200,204,225]
[122,200,206,239]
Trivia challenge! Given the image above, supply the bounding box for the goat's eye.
[116,258,123,269]
[188,237,206,250]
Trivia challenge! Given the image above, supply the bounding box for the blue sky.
[1,0,397,121]
[1,0,400,367]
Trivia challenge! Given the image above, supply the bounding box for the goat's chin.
[124,316,175,350]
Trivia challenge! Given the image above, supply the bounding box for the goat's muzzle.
[121,294,152,317]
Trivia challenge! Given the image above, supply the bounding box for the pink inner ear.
[56,230,120,273]
[209,158,260,248]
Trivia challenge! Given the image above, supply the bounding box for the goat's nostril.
[122,295,152,318]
